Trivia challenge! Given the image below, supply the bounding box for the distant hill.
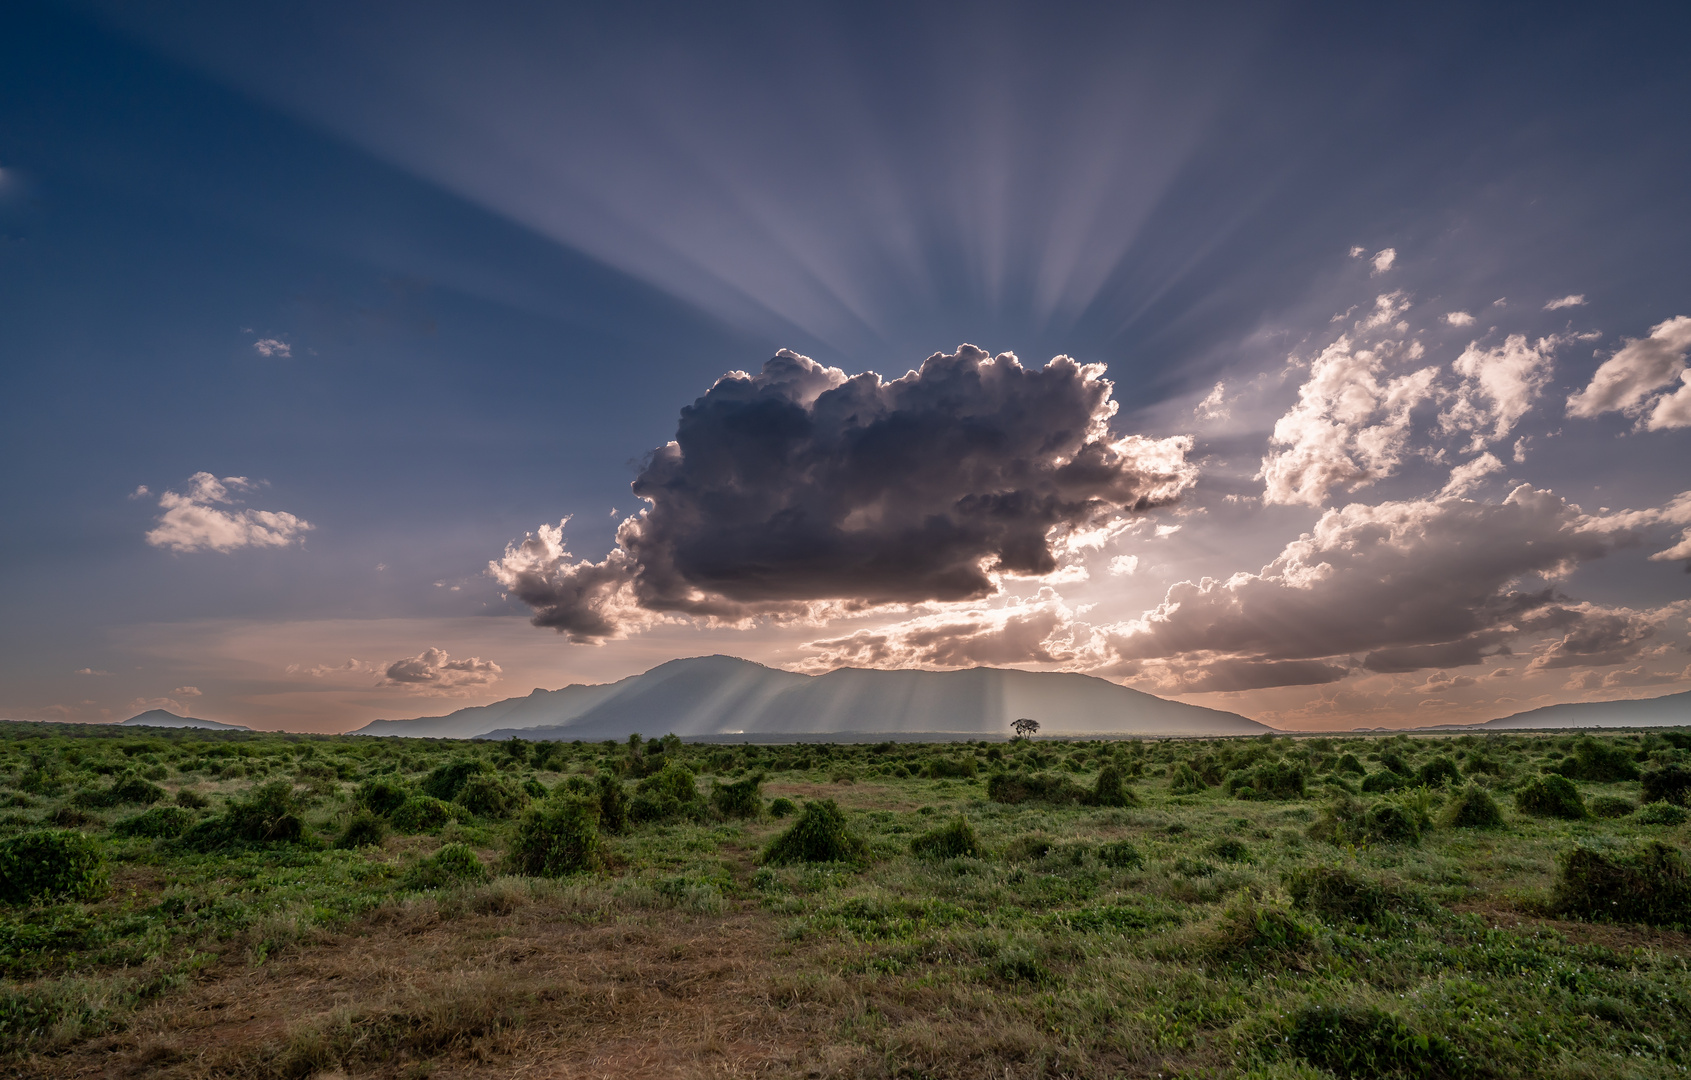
[118,709,251,731]
[1478,689,1691,730]
[359,654,1269,742]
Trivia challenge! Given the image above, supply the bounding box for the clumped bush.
[336,809,388,849]
[1641,763,1691,807]
[389,795,460,834]
[1286,864,1427,925]
[762,800,868,866]
[1201,893,1312,965]
[420,757,493,802]
[596,773,630,833]
[768,797,797,818]
[925,755,977,779]
[0,831,107,904]
[1099,840,1144,870]
[1555,737,1640,782]
[355,777,410,816]
[405,842,490,890]
[179,781,310,850]
[1003,834,1053,863]
[1309,795,1428,846]
[1087,764,1139,808]
[1515,774,1587,820]
[1168,763,1206,794]
[709,773,764,819]
[111,805,193,839]
[1551,842,1691,928]
[986,771,1084,805]
[1284,1001,1461,1079]
[455,773,528,820]
[1224,760,1306,800]
[1589,795,1635,819]
[909,816,979,860]
[174,788,209,810]
[1441,784,1505,829]
[1416,756,1462,788]
[1637,801,1690,826]
[507,798,602,877]
[1360,770,1412,794]
[72,772,167,809]
[1205,838,1251,863]
[1334,753,1365,776]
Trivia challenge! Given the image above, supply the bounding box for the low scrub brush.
[1440,784,1504,830]
[1551,842,1691,928]
[405,842,490,890]
[1286,864,1429,925]
[1515,774,1586,820]
[1284,1001,1464,1079]
[507,797,602,877]
[762,800,868,866]
[909,816,979,860]
[0,830,108,904]
[709,772,764,819]
[111,806,193,840]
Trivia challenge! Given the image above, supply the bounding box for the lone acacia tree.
[1012,718,1040,738]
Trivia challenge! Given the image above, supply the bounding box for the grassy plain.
[0,722,1689,1079]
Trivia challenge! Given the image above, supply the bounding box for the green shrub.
[768,797,797,818]
[1416,756,1462,787]
[709,773,764,819]
[596,773,630,833]
[1224,760,1306,800]
[0,831,107,904]
[1551,842,1691,928]
[1003,834,1054,863]
[1589,795,1635,819]
[1440,784,1504,829]
[1309,795,1427,846]
[419,757,493,802]
[335,809,388,849]
[1515,774,1586,820]
[1086,764,1138,808]
[1169,762,1207,794]
[355,777,410,816]
[455,773,528,820]
[1559,737,1640,782]
[522,777,547,799]
[1360,770,1412,794]
[1287,864,1427,925]
[762,800,868,866]
[507,798,602,877]
[111,806,192,839]
[1202,893,1312,965]
[1335,753,1365,775]
[404,842,490,890]
[174,788,209,810]
[1099,840,1144,870]
[1204,838,1251,863]
[1637,801,1690,826]
[926,755,977,779]
[1641,764,1691,806]
[909,816,979,860]
[389,795,460,834]
[1285,1001,1462,1079]
[179,781,309,850]
[986,771,1083,805]
[108,773,167,805]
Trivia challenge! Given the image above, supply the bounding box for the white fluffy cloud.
[1258,302,1439,506]
[144,473,313,553]
[1371,248,1397,274]
[253,338,291,358]
[1439,334,1558,451]
[1443,311,1475,327]
[381,648,502,691]
[1543,295,1586,311]
[1565,315,1691,426]
[1440,452,1504,497]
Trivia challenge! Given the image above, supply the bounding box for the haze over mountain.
[1473,690,1690,731]
[353,656,1269,741]
[118,709,251,732]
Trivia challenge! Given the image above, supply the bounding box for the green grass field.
[0,721,1688,1078]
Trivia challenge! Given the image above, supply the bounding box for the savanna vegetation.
[0,720,1689,1078]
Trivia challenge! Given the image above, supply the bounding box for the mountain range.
[117,709,251,732]
[1472,689,1690,730]
[351,655,1270,741]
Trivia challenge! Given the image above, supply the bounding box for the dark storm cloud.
[493,346,1195,641]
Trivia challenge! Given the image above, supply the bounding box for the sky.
[2,0,1689,733]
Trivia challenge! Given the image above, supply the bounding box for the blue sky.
[3,0,1688,732]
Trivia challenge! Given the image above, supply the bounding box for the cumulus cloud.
[1439,334,1558,450]
[253,338,291,358]
[1258,314,1438,506]
[1544,294,1586,310]
[1194,381,1229,421]
[1527,607,1657,670]
[1105,485,1677,689]
[1440,452,1504,497]
[170,686,202,697]
[144,473,313,553]
[381,648,502,690]
[1443,311,1476,327]
[1371,248,1397,274]
[494,346,1197,642]
[1108,555,1139,576]
[1565,315,1691,425]
[128,696,188,715]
